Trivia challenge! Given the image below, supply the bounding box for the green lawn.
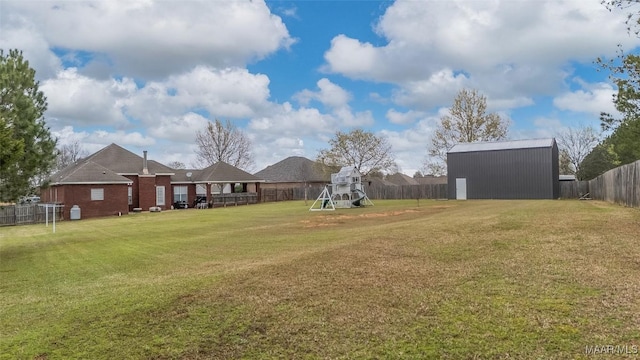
[1,200,639,359]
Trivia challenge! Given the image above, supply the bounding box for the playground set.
[309,166,373,211]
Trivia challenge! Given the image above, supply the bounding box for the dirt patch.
[301,208,448,228]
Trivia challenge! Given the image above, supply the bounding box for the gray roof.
[254,156,331,182]
[385,173,419,186]
[50,161,132,185]
[448,138,556,154]
[367,177,396,186]
[415,175,448,185]
[199,161,264,183]
[85,143,174,175]
[171,169,204,183]
[49,143,262,185]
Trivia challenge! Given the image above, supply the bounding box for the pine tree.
[0,49,57,202]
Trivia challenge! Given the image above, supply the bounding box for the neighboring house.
[254,156,331,189]
[41,143,264,219]
[447,138,559,200]
[414,175,448,185]
[366,176,396,187]
[385,173,419,186]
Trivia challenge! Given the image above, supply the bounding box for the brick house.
[42,144,175,219]
[41,143,264,219]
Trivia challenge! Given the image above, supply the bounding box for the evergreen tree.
[0,49,57,202]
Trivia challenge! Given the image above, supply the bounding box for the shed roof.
[448,138,556,154]
[254,156,330,182]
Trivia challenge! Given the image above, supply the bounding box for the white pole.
[53,205,56,234]
[45,204,49,227]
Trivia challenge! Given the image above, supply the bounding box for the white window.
[173,186,188,202]
[128,186,132,205]
[91,188,104,201]
[196,184,206,196]
[156,186,165,206]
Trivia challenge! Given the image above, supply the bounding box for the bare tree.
[423,159,447,177]
[317,129,396,176]
[428,89,510,173]
[167,161,186,169]
[56,140,88,171]
[294,161,313,205]
[556,126,600,175]
[559,149,574,175]
[194,119,254,171]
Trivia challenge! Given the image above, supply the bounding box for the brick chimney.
[143,150,149,174]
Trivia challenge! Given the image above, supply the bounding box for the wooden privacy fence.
[366,184,448,200]
[559,181,590,199]
[588,160,640,208]
[261,184,448,202]
[0,204,65,227]
[561,160,640,208]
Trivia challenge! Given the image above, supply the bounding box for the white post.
[52,205,56,234]
[45,204,49,227]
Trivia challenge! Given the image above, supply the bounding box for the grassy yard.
[1,199,640,359]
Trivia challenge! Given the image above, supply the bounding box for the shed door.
[456,178,467,200]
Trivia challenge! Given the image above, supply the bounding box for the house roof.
[85,143,174,175]
[367,177,396,186]
[199,161,264,183]
[385,173,419,186]
[171,169,204,183]
[50,161,132,185]
[254,156,331,183]
[414,175,448,185]
[448,138,556,154]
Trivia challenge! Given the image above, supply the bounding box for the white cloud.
[379,114,441,175]
[392,68,470,109]
[553,79,618,117]
[293,79,373,128]
[42,65,275,138]
[0,25,61,80]
[294,78,351,109]
[248,103,335,139]
[323,0,640,111]
[51,126,156,154]
[127,66,272,123]
[41,68,135,127]
[322,35,380,80]
[386,109,424,125]
[91,130,156,148]
[146,113,210,143]
[488,96,534,111]
[1,0,294,78]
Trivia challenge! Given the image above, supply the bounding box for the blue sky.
[1,0,638,175]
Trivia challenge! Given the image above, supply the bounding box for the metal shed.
[447,138,559,200]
